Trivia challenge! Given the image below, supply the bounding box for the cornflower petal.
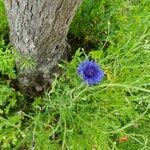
[77,60,104,85]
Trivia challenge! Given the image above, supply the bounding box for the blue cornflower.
[77,60,104,85]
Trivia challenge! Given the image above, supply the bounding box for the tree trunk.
[4,0,81,97]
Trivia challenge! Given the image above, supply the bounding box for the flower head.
[118,136,128,143]
[77,60,104,85]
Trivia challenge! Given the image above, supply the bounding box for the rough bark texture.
[4,0,81,97]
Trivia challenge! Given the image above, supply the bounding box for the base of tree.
[17,43,71,98]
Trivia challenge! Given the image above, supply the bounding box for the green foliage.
[0,112,25,148]
[70,0,150,50]
[0,39,16,79]
[0,1,25,148]
[0,0,8,37]
[19,49,150,149]
[13,52,37,73]
[0,0,150,149]
[0,38,25,148]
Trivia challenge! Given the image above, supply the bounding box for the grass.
[0,0,150,149]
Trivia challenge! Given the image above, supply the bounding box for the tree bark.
[4,0,81,97]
